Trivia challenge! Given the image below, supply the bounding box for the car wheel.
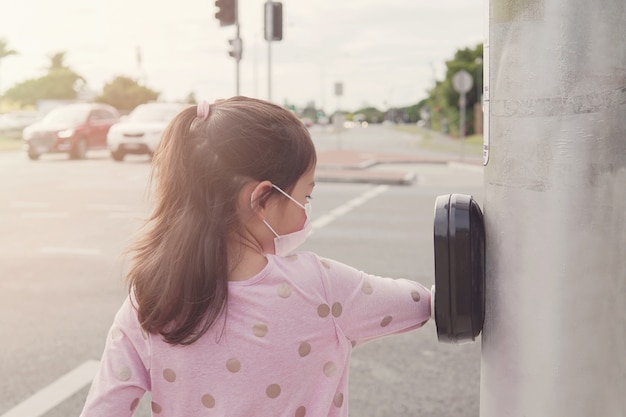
[70,138,88,160]
[27,151,40,161]
[111,149,125,162]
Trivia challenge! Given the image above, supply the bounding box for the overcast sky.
[0,0,484,112]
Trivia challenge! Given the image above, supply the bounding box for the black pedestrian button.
[433,194,485,343]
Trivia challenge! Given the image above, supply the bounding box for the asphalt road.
[0,125,484,417]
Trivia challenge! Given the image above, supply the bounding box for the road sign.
[452,70,473,94]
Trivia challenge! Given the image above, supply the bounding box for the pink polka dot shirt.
[80,252,431,417]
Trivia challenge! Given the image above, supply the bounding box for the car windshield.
[41,106,90,125]
[128,105,182,122]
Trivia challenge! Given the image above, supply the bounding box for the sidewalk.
[315,149,482,185]
[312,124,483,185]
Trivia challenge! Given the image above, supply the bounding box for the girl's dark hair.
[126,96,316,345]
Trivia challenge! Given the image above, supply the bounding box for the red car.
[23,103,120,160]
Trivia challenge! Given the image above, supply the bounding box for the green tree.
[0,38,18,96]
[97,76,159,111]
[352,107,384,123]
[426,43,483,136]
[4,51,85,106]
[184,92,197,104]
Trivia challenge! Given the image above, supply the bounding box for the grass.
[392,125,483,155]
[0,135,23,151]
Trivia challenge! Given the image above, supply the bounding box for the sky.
[0,0,484,113]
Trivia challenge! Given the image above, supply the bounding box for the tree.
[48,51,69,71]
[425,43,483,136]
[4,51,86,106]
[0,38,18,96]
[97,76,159,111]
[184,92,197,104]
[353,107,384,124]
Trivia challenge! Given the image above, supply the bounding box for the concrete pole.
[482,1,626,416]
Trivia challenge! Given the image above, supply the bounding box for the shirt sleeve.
[79,296,151,417]
[316,256,431,346]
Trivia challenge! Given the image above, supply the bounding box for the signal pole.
[215,0,240,95]
[264,1,283,102]
[482,1,626,416]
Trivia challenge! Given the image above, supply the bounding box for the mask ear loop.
[252,190,280,237]
[252,190,281,238]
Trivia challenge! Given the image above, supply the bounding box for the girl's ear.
[250,180,274,219]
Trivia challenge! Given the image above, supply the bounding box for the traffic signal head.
[215,0,237,26]
[264,2,283,41]
[229,38,242,61]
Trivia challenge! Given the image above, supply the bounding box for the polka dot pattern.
[323,361,337,377]
[130,398,140,412]
[117,366,132,381]
[202,394,216,408]
[266,384,281,398]
[163,368,176,383]
[277,283,292,298]
[334,392,344,407]
[98,253,432,416]
[317,304,330,318]
[331,302,342,318]
[110,326,122,341]
[381,315,393,327]
[226,358,241,373]
[253,323,268,337]
[298,342,311,357]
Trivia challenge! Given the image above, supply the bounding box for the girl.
[80,96,432,417]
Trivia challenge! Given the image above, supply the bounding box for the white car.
[107,102,186,161]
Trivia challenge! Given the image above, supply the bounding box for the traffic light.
[229,38,242,61]
[215,0,236,27]
[264,2,283,41]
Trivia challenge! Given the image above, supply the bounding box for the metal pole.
[459,92,466,160]
[482,1,626,416]
[235,23,240,95]
[266,0,273,102]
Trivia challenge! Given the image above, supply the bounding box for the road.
[0,125,484,417]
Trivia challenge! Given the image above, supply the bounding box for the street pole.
[482,1,626,416]
[266,0,273,102]
[235,23,240,95]
[452,70,473,161]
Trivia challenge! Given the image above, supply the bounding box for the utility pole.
[264,1,282,102]
[215,0,240,95]
[482,1,626,416]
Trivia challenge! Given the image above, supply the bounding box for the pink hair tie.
[197,101,210,120]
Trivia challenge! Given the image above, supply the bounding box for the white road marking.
[86,203,130,212]
[21,212,68,219]
[39,247,102,256]
[0,360,100,417]
[312,185,389,231]
[10,201,50,209]
[108,212,146,219]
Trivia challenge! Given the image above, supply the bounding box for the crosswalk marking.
[0,361,100,417]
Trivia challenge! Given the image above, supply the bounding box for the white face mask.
[254,184,312,256]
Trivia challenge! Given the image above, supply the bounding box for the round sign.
[452,70,474,94]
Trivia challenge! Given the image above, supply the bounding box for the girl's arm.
[317,256,431,346]
[79,297,151,417]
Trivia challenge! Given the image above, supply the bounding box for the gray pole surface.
[482,1,626,416]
